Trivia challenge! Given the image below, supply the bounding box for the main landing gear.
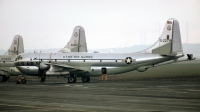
[68,76,77,83]
[40,75,46,82]
[67,74,90,83]
[68,74,77,83]
[81,76,90,83]
[38,69,46,83]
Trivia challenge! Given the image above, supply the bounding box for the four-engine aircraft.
[0,26,88,84]
[14,19,195,83]
[14,26,87,83]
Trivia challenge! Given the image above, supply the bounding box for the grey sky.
[0,0,200,50]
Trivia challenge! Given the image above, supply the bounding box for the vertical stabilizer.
[138,18,183,55]
[60,26,87,53]
[171,20,183,54]
[5,35,24,55]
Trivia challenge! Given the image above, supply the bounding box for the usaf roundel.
[125,57,132,64]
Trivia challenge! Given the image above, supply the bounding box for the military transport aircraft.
[0,26,87,84]
[0,35,24,81]
[14,18,195,83]
[20,26,88,83]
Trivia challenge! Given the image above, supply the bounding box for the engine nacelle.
[39,62,50,71]
[136,65,153,72]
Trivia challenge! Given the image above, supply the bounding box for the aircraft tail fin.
[139,18,183,55]
[59,26,88,53]
[5,35,24,55]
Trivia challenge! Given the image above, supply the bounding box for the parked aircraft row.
[1,18,195,84]
[0,26,87,83]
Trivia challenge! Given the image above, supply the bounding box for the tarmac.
[1,77,200,112]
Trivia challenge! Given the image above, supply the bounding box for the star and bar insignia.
[125,57,132,64]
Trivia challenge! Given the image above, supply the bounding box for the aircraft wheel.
[41,76,46,82]
[21,79,26,84]
[68,77,76,83]
[2,75,10,81]
[82,76,90,83]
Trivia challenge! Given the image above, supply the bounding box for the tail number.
[160,39,169,43]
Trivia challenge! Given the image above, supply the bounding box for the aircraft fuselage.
[15,52,184,77]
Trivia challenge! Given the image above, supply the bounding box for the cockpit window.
[15,55,22,61]
[15,55,20,61]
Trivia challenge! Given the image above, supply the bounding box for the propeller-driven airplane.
[14,18,195,83]
[0,35,24,81]
[0,26,87,84]
[22,26,88,83]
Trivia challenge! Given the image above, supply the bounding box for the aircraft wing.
[46,63,89,74]
[46,63,74,69]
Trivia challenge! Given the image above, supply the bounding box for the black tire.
[81,76,90,83]
[2,75,9,81]
[41,76,46,82]
[68,77,76,83]
[21,79,26,84]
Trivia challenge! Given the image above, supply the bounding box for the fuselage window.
[21,62,24,66]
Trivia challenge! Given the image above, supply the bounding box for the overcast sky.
[0,0,200,50]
